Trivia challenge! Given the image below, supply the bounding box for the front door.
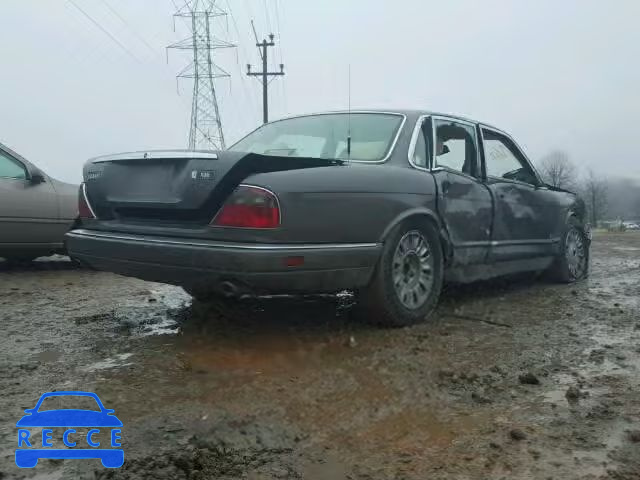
[480,126,557,261]
[0,150,60,248]
[427,117,493,265]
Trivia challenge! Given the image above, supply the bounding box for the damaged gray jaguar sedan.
[65,110,590,326]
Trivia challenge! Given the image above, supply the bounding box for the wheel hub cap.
[392,230,434,309]
[565,228,586,279]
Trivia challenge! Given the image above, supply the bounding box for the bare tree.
[605,178,640,221]
[580,169,608,226]
[537,150,577,190]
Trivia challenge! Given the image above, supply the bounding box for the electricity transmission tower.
[168,1,235,150]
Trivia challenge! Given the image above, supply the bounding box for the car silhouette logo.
[15,391,123,468]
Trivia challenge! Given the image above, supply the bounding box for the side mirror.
[28,168,46,184]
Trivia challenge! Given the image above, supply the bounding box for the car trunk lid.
[83,150,341,226]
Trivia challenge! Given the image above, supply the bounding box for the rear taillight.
[78,183,96,219]
[211,185,280,229]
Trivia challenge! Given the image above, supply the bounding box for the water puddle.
[113,284,191,337]
[178,331,367,375]
[81,353,134,372]
[542,373,579,404]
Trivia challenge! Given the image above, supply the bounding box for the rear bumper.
[65,229,381,294]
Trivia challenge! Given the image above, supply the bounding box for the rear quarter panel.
[213,164,439,244]
[50,178,79,222]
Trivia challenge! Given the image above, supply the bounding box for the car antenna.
[347,64,352,162]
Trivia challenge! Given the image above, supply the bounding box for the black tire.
[354,219,444,327]
[548,216,590,283]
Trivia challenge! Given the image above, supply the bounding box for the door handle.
[441,180,451,195]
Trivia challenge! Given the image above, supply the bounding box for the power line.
[67,0,141,62]
[262,0,272,33]
[98,0,158,56]
[223,0,259,106]
[273,0,287,114]
[274,0,283,65]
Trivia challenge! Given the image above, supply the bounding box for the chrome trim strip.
[450,238,561,248]
[0,217,69,224]
[408,115,484,183]
[67,229,380,251]
[229,111,408,165]
[490,238,560,246]
[451,241,492,248]
[81,183,97,219]
[90,150,219,163]
[431,115,481,175]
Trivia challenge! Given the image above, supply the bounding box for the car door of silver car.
[0,148,60,248]
[410,116,493,265]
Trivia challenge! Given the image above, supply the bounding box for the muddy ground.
[0,232,639,480]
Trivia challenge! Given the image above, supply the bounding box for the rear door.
[480,126,556,261]
[413,116,492,265]
[0,148,60,247]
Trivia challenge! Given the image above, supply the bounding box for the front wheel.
[548,217,590,282]
[354,220,444,327]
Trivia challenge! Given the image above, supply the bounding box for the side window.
[0,151,27,180]
[482,129,538,186]
[433,120,478,176]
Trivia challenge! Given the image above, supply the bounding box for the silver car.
[0,142,77,262]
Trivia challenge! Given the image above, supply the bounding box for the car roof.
[273,109,502,131]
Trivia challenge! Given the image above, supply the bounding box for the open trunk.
[82,150,341,227]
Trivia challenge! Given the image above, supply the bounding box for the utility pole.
[247,34,285,124]
[168,0,235,150]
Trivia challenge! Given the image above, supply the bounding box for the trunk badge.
[191,170,215,181]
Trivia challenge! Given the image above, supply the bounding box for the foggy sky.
[0,0,638,184]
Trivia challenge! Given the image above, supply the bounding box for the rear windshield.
[229,113,404,162]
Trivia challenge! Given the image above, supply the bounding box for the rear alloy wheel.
[549,217,589,282]
[355,221,443,327]
[393,231,435,309]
